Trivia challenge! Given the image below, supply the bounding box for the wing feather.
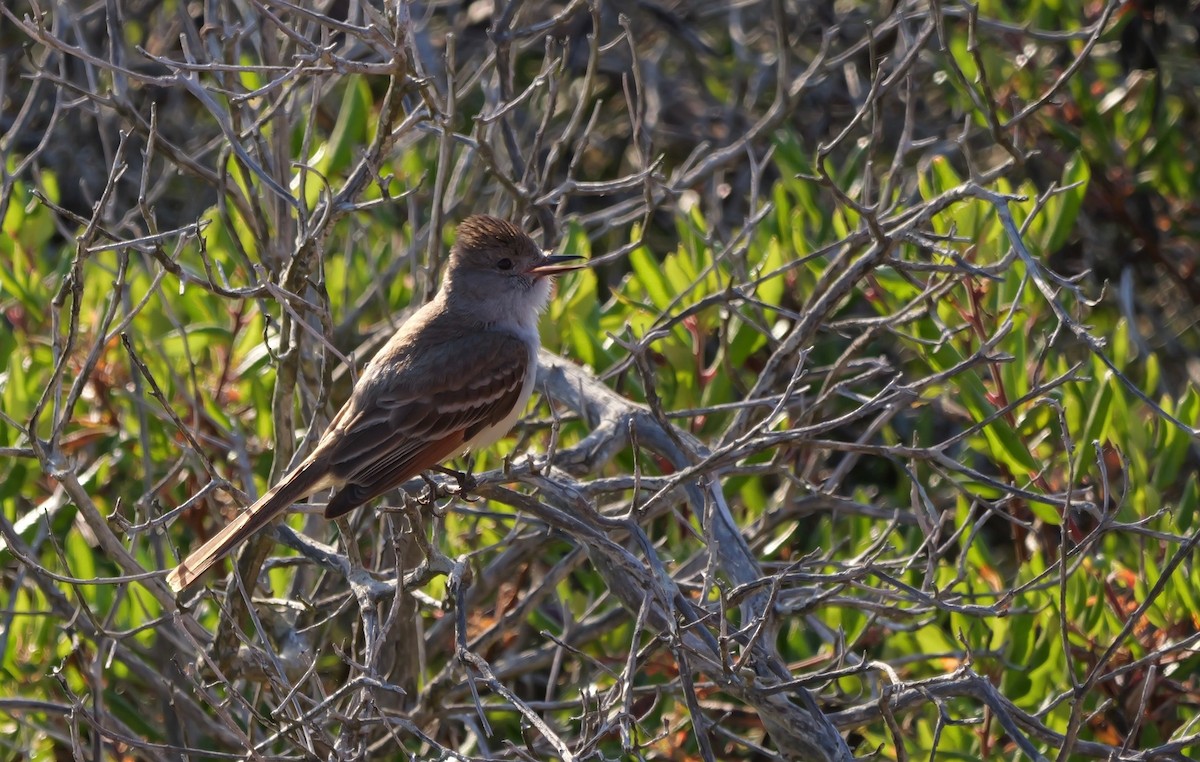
[319,328,531,518]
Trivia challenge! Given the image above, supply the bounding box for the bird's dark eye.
[497,258,514,271]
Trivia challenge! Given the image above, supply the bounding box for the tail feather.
[166,460,335,593]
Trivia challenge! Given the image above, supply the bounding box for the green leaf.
[663,245,698,304]
[1153,387,1199,492]
[1071,358,1115,478]
[756,236,786,319]
[1176,474,1199,533]
[0,499,77,567]
[319,77,372,178]
[1111,319,1132,372]
[159,325,234,358]
[1044,154,1090,253]
[628,243,672,311]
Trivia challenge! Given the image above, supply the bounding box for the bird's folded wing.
[320,331,530,516]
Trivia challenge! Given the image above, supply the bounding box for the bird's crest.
[455,215,530,251]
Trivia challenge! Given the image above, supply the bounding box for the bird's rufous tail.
[165,461,335,592]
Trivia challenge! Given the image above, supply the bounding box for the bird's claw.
[429,464,479,501]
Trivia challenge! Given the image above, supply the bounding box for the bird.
[165,215,585,592]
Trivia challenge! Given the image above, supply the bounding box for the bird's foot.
[416,473,443,508]
[431,464,479,501]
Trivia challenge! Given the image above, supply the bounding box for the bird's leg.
[431,458,478,500]
[417,472,441,506]
[409,461,479,513]
[414,473,461,516]
[459,454,479,494]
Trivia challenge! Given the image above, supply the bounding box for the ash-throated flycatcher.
[166,215,584,592]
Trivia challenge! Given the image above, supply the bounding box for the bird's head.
[443,215,585,324]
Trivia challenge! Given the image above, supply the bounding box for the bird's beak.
[527,253,586,277]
